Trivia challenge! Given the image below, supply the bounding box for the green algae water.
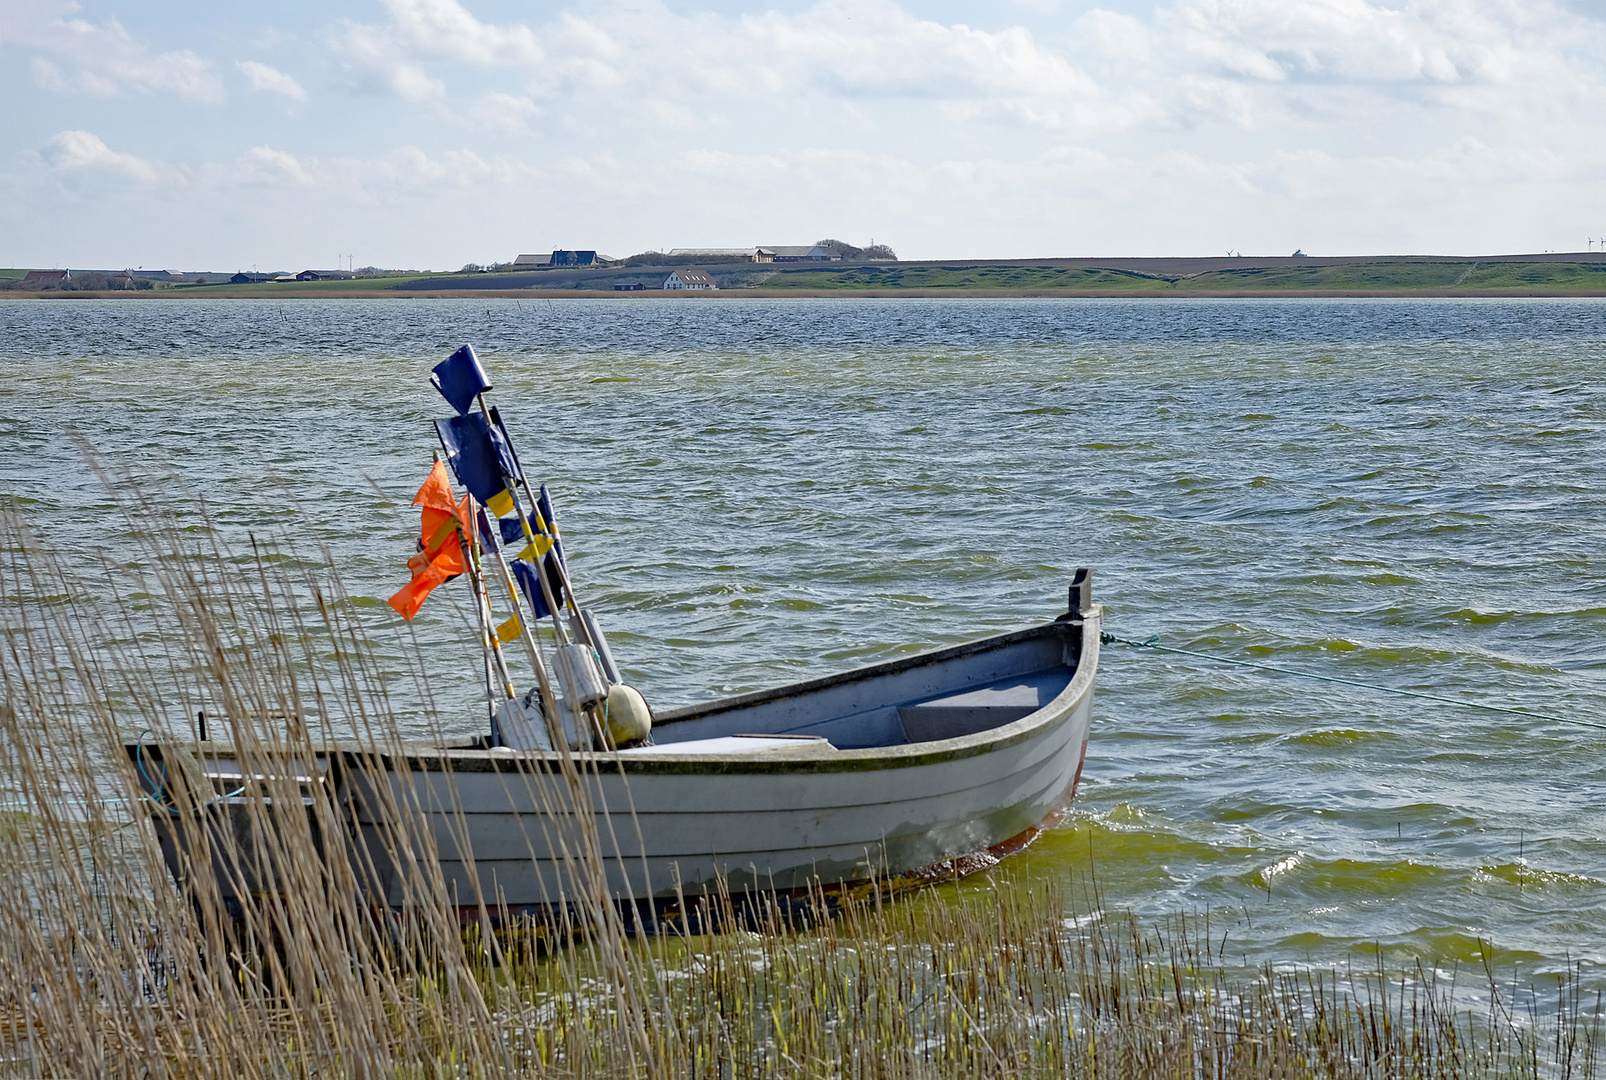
[3,296,1603,980]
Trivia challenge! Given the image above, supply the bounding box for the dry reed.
[0,483,1598,1079]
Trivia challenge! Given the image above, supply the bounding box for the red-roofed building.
[21,270,71,289]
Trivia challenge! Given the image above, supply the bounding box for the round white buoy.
[605,684,653,747]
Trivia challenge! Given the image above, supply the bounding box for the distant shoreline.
[8,251,1606,299]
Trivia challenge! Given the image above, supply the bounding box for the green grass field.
[1175,261,1606,291]
[762,260,1606,293]
[758,264,1177,291]
[0,270,437,294]
[166,272,438,296]
[1177,263,1471,290]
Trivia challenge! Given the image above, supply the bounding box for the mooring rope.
[1099,632,1605,732]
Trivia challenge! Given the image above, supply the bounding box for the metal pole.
[476,508,564,747]
[474,395,575,646]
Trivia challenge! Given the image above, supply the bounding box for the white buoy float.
[605,683,652,747]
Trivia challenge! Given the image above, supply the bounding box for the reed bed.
[1,487,1600,1079]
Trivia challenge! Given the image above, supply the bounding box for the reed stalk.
[0,481,1598,1078]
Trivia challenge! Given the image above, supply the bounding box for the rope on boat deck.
[1099,632,1605,732]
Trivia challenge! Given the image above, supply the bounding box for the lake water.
[3,295,1603,979]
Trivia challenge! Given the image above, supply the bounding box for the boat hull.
[129,602,1099,920]
[344,609,1099,912]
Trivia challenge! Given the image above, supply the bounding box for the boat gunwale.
[338,607,1101,777]
[652,615,1081,725]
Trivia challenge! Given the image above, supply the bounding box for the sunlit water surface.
[4,296,1604,979]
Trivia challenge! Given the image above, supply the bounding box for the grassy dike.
[756,260,1606,295]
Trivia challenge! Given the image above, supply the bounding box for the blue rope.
[132,729,178,814]
[133,729,246,815]
[1099,632,1605,733]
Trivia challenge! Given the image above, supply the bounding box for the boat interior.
[641,620,1084,753]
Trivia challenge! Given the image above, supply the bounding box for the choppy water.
[4,296,1604,978]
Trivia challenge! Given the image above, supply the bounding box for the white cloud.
[390,146,543,188]
[380,145,505,186]
[319,0,1606,141]
[236,145,312,187]
[709,3,1097,101]
[238,60,307,103]
[23,130,546,205]
[334,0,540,97]
[1073,10,1154,65]
[341,0,1072,101]
[646,100,698,131]
[390,65,447,102]
[1170,0,1574,86]
[4,1,223,101]
[41,130,160,182]
[471,91,541,130]
[377,0,542,65]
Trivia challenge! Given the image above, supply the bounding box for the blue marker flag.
[498,517,525,546]
[488,406,525,478]
[512,555,565,619]
[475,507,500,553]
[435,413,522,508]
[430,345,492,415]
[511,559,544,618]
[537,484,565,564]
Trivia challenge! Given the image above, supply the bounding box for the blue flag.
[430,345,492,415]
[475,507,500,553]
[506,481,567,619]
[536,484,565,565]
[435,413,521,514]
[489,406,525,478]
[512,555,565,619]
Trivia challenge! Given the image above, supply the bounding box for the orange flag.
[413,457,462,517]
[389,461,473,621]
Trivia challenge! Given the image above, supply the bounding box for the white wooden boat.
[130,574,1098,924]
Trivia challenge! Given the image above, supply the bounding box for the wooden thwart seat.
[897,671,1070,744]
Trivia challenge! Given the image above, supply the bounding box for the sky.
[2,0,1604,270]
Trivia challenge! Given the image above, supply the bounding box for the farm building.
[762,245,835,262]
[22,269,137,289]
[513,250,615,267]
[664,269,717,291]
[667,248,773,263]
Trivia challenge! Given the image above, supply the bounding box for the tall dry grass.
[0,484,1599,1078]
